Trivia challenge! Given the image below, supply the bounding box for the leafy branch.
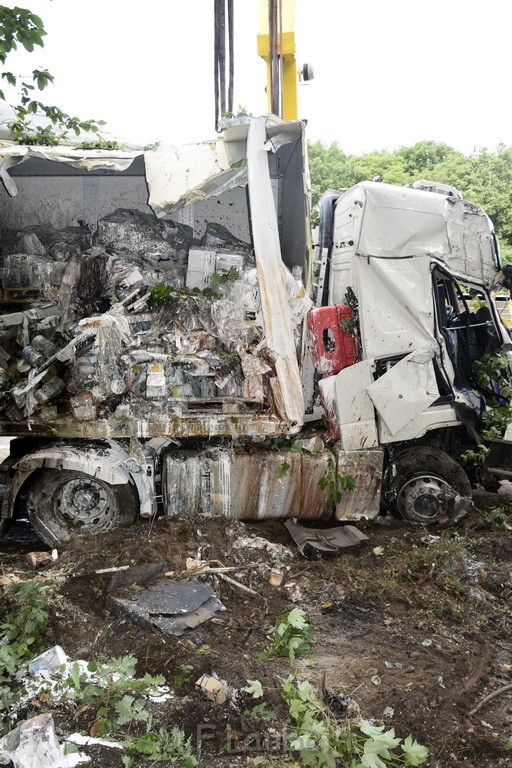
[318,456,356,504]
[0,5,105,145]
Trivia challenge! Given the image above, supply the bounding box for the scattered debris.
[232,535,293,560]
[268,565,284,586]
[216,571,261,598]
[28,645,67,677]
[0,713,87,768]
[107,562,166,590]
[107,578,225,635]
[284,518,369,559]
[24,550,58,568]
[195,672,230,705]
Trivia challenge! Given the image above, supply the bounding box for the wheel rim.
[397,474,453,523]
[57,477,112,529]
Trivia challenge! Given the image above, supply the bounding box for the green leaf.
[244,679,264,698]
[402,735,429,765]
[114,694,136,725]
[95,718,112,737]
[340,474,356,491]
[69,662,83,690]
[287,608,309,630]
[361,755,388,768]
[278,461,291,478]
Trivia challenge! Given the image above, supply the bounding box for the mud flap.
[284,518,368,560]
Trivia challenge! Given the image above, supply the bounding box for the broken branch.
[469,683,512,716]
[216,572,261,598]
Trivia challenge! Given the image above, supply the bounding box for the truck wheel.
[389,447,471,524]
[27,470,138,546]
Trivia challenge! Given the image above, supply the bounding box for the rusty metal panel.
[334,447,384,521]
[162,445,333,521]
[297,449,333,520]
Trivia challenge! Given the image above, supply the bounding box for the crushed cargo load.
[0,217,309,432]
[0,123,312,439]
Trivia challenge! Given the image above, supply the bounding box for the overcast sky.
[3,0,512,155]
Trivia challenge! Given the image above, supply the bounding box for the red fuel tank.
[307,305,357,377]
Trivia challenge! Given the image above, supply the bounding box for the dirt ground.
[1,494,512,767]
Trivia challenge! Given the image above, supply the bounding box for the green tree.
[395,140,457,174]
[0,5,103,144]
[307,140,350,205]
[345,150,410,188]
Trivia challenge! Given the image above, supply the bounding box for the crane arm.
[257,0,298,120]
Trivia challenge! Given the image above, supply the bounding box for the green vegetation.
[261,607,315,663]
[318,456,356,505]
[0,580,196,764]
[0,580,50,734]
[0,582,432,767]
[78,139,122,150]
[281,675,428,767]
[252,608,428,767]
[308,139,512,262]
[0,5,104,144]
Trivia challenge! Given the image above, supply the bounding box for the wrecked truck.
[0,116,509,546]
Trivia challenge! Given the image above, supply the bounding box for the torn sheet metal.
[366,344,440,436]
[107,579,225,636]
[0,145,140,197]
[246,117,305,427]
[284,518,368,559]
[355,181,499,288]
[144,139,246,217]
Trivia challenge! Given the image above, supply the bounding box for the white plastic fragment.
[28,645,68,677]
[0,713,88,768]
[66,733,124,751]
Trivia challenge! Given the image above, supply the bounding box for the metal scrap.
[107,578,226,636]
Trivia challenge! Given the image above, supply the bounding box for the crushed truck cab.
[0,117,509,545]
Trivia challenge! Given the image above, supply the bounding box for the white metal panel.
[355,254,436,359]
[445,201,497,286]
[377,405,460,443]
[334,360,378,450]
[144,140,245,217]
[246,117,304,427]
[328,186,364,305]
[367,344,440,435]
[356,181,498,287]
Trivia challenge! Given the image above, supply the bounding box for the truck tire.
[389,447,472,524]
[27,470,138,546]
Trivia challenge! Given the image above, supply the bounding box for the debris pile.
[0,210,310,432]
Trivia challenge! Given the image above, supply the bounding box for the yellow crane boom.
[257,0,298,120]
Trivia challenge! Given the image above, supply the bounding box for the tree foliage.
[308,138,512,263]
[0,4,103,144]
